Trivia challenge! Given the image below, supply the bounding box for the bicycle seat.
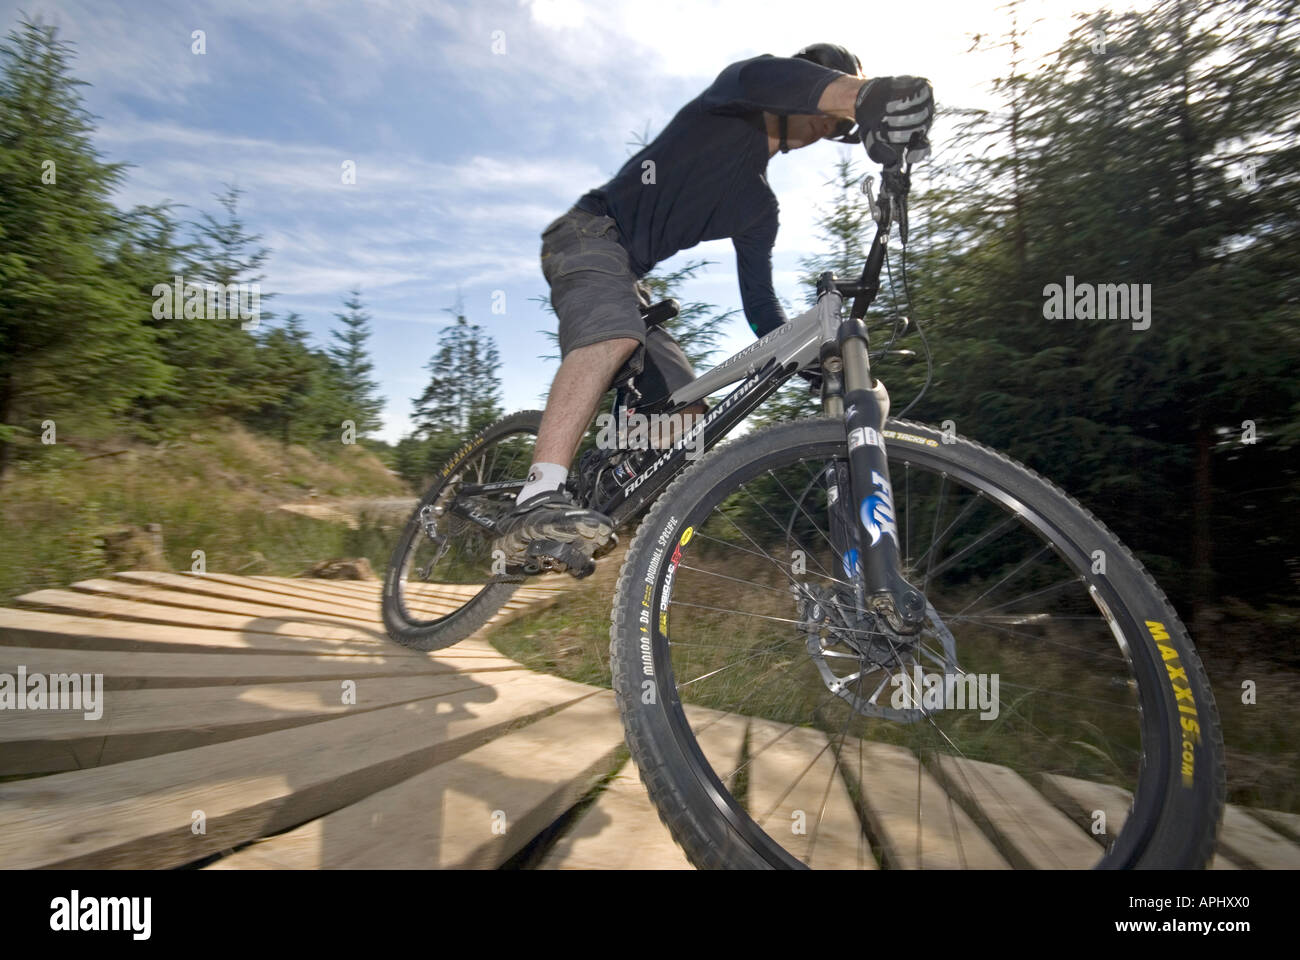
[641,298,679,327]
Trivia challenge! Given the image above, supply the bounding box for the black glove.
[854,76,933,168]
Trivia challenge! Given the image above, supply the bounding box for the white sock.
[516,461,568,504]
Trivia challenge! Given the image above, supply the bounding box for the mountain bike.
[381,160,1225,869]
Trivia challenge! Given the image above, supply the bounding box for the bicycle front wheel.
[610,417,1224,869]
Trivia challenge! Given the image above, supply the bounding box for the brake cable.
[876,161,934,420]
[888,240,933,419]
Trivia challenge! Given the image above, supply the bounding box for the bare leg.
[534,337,641,468]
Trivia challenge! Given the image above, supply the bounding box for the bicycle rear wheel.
[610,417,1225,868]
[382,410,541,650]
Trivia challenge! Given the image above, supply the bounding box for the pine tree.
[409,301,503,476]
[106,201,189,439]
[155,184,276,419]
[250,313,348,445]
[0,18,169,471]
[329,288,384,438]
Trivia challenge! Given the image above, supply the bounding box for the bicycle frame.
[587,265,925,631]
[458,164,928,629]
[595,289,830,524]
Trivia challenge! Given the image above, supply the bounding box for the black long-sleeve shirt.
[575,55,847,337]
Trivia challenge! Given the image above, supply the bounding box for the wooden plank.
[216,575,448,615]
[685,705,748,790]
[838,738,1009,869]
[148,572,548,632]
[0,608,505,659]
[16,588,408,648]
[1037,773,1240,869]
[746,719,877,869]
[539,704,744,870]
[0,670,535,775]
[263,580,387,602]
[0,606,387,657]
[0,672,602,869]
[539,759,693,870]
[220,574,506,617]
[205,692,626,869]
[111,571,379,624]
[1247,808,1300,845]
[242,575,380,597]
[535,702,743,868]
[482,595,563,631]
[273,577,565,620]
[237,578,388,611]
[0,644,519,690]
[1217,803,1300,870]
[1036,772,1132,838]
[253,577,380,593]
[68,578,518,655]
[930,755,1102,869]
[78,577,385,619]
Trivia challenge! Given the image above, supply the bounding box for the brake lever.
[877,163,912,246]
[861,174,883,225]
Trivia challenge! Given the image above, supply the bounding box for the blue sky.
[3,0,1152,442]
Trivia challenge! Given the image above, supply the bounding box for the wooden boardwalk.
[1,570,1297,870]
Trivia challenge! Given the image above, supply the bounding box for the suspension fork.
[819,289,927,634]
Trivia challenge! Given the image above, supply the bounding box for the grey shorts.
[541,206,696,405]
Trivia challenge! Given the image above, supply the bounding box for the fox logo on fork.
[860,470,898,547]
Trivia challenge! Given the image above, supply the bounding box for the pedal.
[591,531,619,560]
[525,538,597,579]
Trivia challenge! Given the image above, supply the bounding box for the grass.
[0,418,410,605]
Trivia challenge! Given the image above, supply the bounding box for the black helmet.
[794,42,863,77]
[793,42,864,143]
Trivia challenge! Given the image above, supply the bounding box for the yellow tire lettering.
[1147,620,1198,788]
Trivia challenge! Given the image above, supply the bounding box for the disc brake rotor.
[793,582,960,723]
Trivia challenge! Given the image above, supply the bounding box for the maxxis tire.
[609,416,1225,869]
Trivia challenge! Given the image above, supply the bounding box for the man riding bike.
[494,43,934,574]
